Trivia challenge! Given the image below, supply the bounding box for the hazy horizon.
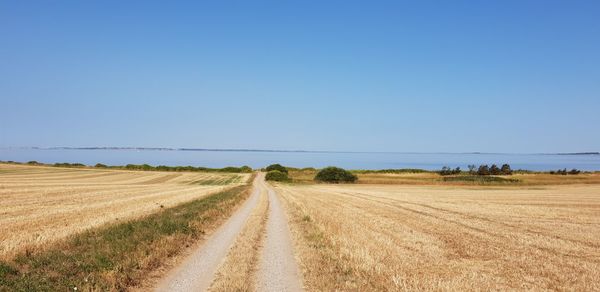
[2,1,599,153]
[2,145,599,155]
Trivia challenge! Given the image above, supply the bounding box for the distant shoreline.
[0,147,598,156]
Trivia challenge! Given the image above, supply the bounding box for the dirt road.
[256,180,304,292]
[154,173,303,291]
[154,174,262,291]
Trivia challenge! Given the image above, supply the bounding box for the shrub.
[314,167,357,183]
[265,170,290,182]
[239,165,253,173]
[500,164,513,175]
[549,168,581,175]
[490,164,501,175]
[95,163,108,168]
[266,164,288,174]
[439,166,461,176]
[477,165,490,176]
[468,164,477,174]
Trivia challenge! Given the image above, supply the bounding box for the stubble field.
[275,182,600,291]
[0,163,249,258]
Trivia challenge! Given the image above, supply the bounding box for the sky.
[1,0,599,153]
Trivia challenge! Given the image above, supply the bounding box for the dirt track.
[154,174,262,291]
[256,181,304,291]
[154,173,303,291]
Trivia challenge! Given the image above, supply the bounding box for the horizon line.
[1,146,598,156]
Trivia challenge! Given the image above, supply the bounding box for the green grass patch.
[0,185,250,291]
[442,175,520,184]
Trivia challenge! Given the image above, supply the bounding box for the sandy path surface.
[154,174,263,292]
[257,181,304,292]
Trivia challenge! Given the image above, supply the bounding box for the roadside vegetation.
[265,163,288,174]
[0,183,252,291]
[265,170,290,182]
[264,164,291,182]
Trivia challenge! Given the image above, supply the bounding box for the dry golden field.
[275,182,600,291]
[0,163,249,258]
[288,169,600,185]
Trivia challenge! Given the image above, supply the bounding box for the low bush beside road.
[265,164,288,174]
[265,170,290,182]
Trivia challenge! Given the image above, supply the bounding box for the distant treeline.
[439,164,513,176]
[2,160,253,173]
[549,168,581,175]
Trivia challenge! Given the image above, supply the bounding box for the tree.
[440,166,451,176]
[314,167,357,183]
[500,164,512,175]
[266,164,288,174]
[468,164,476,174]
[440,166,461,176]
[490,164,501,175]
[95,163,108,168]
[477,165,490,176]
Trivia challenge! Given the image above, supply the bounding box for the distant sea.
[1,148,600,171]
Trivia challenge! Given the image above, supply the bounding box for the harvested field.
[275,183,600,291]
[288,169,600,185]
[0,163,249,258]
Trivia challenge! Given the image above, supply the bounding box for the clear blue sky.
[1,1,599,153]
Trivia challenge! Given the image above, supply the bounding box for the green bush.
[265,170,290,182]
[477,165,490,176]
[95,163,108,168]
[266,164,288,174]
[500,164,513,175]
[439,166,461,176]
[314,167,357,183]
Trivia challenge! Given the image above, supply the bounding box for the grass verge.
[0,184,251,292]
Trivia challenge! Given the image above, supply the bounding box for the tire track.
[257,180,304,291]
[154,174,263,292]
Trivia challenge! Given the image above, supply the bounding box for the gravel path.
[256,181,304,291]
[154,174,262,292]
